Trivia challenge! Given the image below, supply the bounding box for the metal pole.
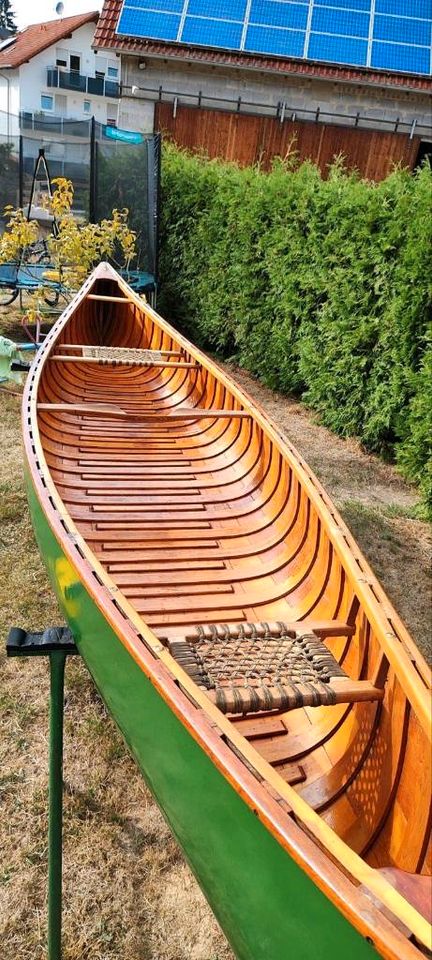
[89,116,97,223]
[0,71,10,141]
[6,627,78,960]
[18,135,23,208]
[48,649,67,960]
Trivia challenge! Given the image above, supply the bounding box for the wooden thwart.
[38,403,251,421]
[58,345,183,357]
[49,355,198,369]
[86,294,133,303]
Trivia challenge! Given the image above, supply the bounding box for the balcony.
[47,68,120,98]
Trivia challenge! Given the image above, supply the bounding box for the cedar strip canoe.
[23,263,431,960]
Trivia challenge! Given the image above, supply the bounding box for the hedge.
[158,145,432,517]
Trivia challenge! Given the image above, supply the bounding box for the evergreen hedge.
[159,145,432,517]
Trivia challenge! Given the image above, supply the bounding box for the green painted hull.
[26,472,376,960]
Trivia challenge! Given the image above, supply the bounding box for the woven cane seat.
[169,621,355,716]
[82,346,167,365]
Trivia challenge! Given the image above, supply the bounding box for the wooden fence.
[155,102,420,180]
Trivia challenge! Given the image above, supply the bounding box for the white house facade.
[0,13,121,139]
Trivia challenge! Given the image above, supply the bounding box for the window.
[55,94,67,114]
[95,56,107,77]
[70,54,80,72]
[41,94,54,111]
[107,65,118,78]
[106,102,118,127]
[56,47,67,67]
[83,100,91,114]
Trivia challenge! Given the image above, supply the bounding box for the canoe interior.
[33,271,431,946]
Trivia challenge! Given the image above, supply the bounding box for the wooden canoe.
[23,262,431,960]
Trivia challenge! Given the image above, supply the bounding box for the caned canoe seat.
[50,345,198,369]
[82,346,176,363]
[169,621,384,716]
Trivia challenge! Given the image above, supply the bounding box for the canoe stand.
[7,625,79,960]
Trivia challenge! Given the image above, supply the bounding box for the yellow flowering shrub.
[0,177,137,304]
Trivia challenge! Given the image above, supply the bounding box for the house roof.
[0,12,99,69]
[94,0,432,94]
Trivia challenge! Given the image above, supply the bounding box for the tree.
[0,0,17,33]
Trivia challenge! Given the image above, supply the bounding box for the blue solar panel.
[117,8,181,39]
[116,0,432,76]
[249,1,309,30]
[182,16,243,48]
[375,0,432,16]
[125,0,183,9]
[188,0,247,19]
[374,14,431,45]
[313,0,371,9]
[371,40,430,71]
[245,25,306,56]
[308,33,368,64]
[311,7,370,38]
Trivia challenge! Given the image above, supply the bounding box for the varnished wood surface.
[25,264,432,956]
[155,102,420,180]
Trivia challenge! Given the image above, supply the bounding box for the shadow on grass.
[340,500,431,664]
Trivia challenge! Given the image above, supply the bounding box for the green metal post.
[48,649,67,960]
[6,627,78,960]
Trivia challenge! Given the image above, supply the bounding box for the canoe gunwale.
[23,263,431,958]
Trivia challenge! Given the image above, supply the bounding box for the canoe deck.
[28,267,431,958]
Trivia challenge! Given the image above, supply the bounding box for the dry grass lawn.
[0,310,430,960]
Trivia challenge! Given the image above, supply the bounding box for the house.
[93,0,432,180]
[0,12,120,140]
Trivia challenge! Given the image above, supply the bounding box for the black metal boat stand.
[7,626,79,960]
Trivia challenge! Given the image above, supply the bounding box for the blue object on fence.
[120,270,155,293]
[102,125,144,144]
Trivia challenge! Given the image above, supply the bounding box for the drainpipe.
[0,70,11,140]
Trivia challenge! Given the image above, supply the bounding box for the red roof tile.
[0,12,99,69]
[94,0,432,94]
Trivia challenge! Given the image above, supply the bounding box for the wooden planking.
[155,102,420,181]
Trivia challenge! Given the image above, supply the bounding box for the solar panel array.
[117,0,432,76]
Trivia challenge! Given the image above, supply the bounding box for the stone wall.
[119,55,432,141]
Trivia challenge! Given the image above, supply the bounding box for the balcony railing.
[47,68,120,98]
[19,112,118,138]
[20,111,91,137]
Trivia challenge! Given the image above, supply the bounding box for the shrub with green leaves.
[159,144,432,517]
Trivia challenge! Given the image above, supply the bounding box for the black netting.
[21,136,91,217]
[95,136,160,275]
[0,135,20,223]
[0,112,160,279]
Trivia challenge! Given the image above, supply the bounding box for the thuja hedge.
[158,145,432,516]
